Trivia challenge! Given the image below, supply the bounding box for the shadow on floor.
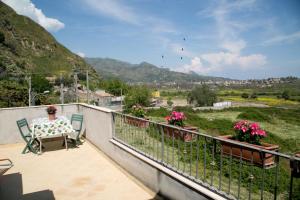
[0,173,55,200]
[40,138,80,153]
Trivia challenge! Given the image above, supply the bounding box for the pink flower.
[250,122,260,130]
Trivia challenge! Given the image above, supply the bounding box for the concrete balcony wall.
[0,104,80,144]
[0,104,218,200]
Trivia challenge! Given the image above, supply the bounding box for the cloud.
[83,0,139,25]
[2,0,64,32]
[262,31,300,46]
[180,52,266,74]
[76,52,85,58]
[81,0,178,34]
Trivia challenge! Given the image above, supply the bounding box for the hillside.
[86,57,230,83]
[0,2,98,79]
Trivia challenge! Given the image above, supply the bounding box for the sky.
[2,0,300,79]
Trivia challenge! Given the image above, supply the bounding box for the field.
[146,106,300,154]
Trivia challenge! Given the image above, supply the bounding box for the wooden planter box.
[125,116,149,128]
[218,135,279,168]
[163,125,198,142]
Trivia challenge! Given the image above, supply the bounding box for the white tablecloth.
[31,116,77,140]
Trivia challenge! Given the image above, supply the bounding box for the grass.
[222,96,299,107]
[114,116,300,200]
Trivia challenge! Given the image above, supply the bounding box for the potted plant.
[164,111,198,142]
[218,120,279,167]
[126,105,149,128]
[46,105,57,121]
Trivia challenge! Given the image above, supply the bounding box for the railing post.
[160,125,164,162]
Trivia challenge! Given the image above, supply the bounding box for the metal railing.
[112,112,300,200]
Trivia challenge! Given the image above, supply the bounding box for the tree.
[0,80,28,107]
[0,32,5,44]
[167,97,173,107]
[124,85,151,109]
[282,90,290,100]
[187,85,217,107]
[241,93,249,99]
[101,79,128,96]
[250,92,257,99]
[32,75,52,93]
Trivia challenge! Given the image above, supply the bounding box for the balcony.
[0,104,299,200]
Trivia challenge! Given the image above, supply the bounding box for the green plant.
[167,97,173,107]
[131,105,146,118]
[241,93,249,99]
[282,90,290,100]
[187,85,217,106]
[124,85,151,109]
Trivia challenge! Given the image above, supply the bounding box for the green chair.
[16,118,39,154]
[70,114,84,145]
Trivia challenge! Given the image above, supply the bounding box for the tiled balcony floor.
[0,140,156,200]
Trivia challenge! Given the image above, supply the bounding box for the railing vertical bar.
[238,147,243,199]
[156,124,159,160]
[219,141,223,191]
[249,151,254,200]
[274,155,279,200]
[190,138,193,176]
[261,157,265,200]
[166,128,168,165]
[196,135,199,180]
[229,146,232,194]
[160,125,164,163]
[204,137,207,182]
[177,131,180,171]
[172,130,175,167]
[152,124,155,159]
[184,133,187,173]
[211,139,215,186]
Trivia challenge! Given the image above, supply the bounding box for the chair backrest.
[16,118,31,142]
[71,114,83,134]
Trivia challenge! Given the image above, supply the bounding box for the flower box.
[163,125,198,142]
[218,135,279,168]
[125,116,149,128]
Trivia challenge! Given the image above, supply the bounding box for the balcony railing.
[112,112,300,200]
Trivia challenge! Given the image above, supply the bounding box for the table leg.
[65,135,68,150]
[39,138,42,154]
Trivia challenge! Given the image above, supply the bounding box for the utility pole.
[27,75,32,106]
[86,70,89,104]
[60,73,64,104]
[74,72,78,103]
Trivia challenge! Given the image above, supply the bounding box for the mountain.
[86,57,230,83]
[0,2,98,80]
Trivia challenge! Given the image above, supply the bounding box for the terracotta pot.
[218,135,279,168]
[163,125,198,142]
[125,116,149,128]
[48,114,56,121]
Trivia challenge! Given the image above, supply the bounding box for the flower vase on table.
[46,105,57,121]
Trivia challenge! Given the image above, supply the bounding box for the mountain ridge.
[0,2,98,80]
[86,57,231,83]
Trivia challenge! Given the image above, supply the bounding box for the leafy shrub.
[187,85,217,106]
[124,85,151,109]
[0,32,5,43]
[250,92,257,99]
[241,93,249,98]
[282,90,290,100]
[167,97,173,107]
